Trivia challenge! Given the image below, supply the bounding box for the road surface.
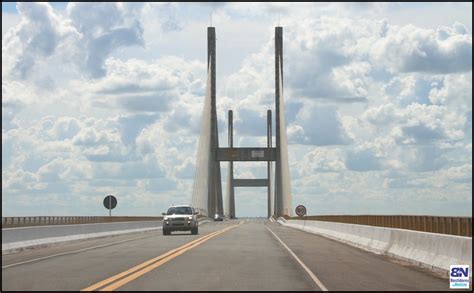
[2,219,454,291]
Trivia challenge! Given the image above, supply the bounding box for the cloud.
[345,148,383,172]
[2,86,25,130]
[284,17,376,102]
[88,57,206,114]
[382,74,439,106]
[288,104,353,145]
[400,145,449,172]
[37,157,93,182]
[384,163,471,192]
[46,117,82,140]
[362,103,403,125]
[298,148,346,175]
[117,114,159,146]
[429,72,472,109]
[234,108,269,137]
[83,21,144,78]
[391,103,465,145]
[371,23,472,74]
[2,2,146,81]
[3,3,65,79]
[67,3,145,78]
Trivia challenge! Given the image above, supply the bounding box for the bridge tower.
[191,27,292,218]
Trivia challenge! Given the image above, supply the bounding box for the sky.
[2,2,472,217]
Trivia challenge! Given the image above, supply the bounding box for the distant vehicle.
[162,205,199,235]
[214,213,224,221]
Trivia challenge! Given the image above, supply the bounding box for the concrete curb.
[279,219,472,278]
[198,218,213,225]
[277,217,287,224]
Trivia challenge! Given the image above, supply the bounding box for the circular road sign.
[103,195,117,210]
[295,205,306,217]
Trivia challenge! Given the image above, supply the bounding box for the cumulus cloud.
[298,148,346,175]
[384,163,471,195]
[233,108,270,137]
[284,17,377,102]
[391,103,465,144]
[429,72,472,109]
[2,3,70,79]
[88,57,206,114]
[37,157,93,182]
[382,74,439,106]
[46,117,82,140]
[2,2,146,81]
[67,3,145,78]
[345,148,383,172]
[288,104,352,145]
[362,103,403,125]
[371,23,472,74]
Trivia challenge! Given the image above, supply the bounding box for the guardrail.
[2,216,163,228]
[289,215,472,237]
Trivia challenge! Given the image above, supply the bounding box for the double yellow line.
[82,223,240,291]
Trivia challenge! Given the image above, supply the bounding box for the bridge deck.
[2,220,450,291]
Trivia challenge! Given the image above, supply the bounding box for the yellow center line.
[100,224,240,291]
[82,228,224,291]
[82,223,241,291]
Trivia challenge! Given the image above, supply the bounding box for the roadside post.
[295,204,307,229]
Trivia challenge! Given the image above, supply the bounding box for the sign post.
[103,195,117,216]
[295,204,307,229]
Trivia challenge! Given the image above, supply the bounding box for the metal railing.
[2,216,163,228]
[288,215,472,237]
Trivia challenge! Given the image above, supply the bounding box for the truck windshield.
[167,207,193,215]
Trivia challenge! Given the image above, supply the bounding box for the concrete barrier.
[2,221,162,254]
[279,219,472,277]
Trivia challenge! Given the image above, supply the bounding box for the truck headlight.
[188,216,193,220]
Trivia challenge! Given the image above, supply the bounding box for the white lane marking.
[266,226,328,291]
[2,232,161,269]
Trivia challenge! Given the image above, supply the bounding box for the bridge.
[191,26,292,219]
[2,27,472,291]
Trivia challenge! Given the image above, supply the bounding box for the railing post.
[455,218,461,236]
[447,217,452,235]
[468,218,472,237]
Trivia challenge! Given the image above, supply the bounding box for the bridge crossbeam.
[233,179,269,187]
[216,147,276,161]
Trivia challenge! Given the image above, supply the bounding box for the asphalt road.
[2,219,456,291]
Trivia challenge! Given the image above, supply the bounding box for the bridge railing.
[2,216,163,228]
[288,215,472,237]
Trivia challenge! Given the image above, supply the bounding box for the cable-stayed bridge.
[191,27,292,219]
